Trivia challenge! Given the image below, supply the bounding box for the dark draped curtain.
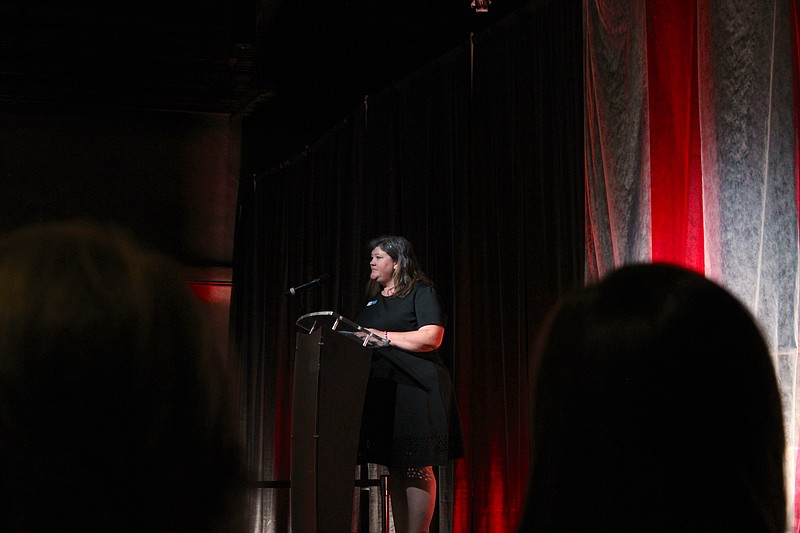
[231,1,584,531]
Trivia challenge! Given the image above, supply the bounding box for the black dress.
[355,282,465,468]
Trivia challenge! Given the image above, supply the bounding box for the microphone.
[286,273,330,296]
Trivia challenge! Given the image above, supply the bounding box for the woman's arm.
[365,324,444,353]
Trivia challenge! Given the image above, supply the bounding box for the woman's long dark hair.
[366,235,433,298]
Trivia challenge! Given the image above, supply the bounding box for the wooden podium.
[291,312,387,533]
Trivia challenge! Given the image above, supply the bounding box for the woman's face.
[369,246,397,286]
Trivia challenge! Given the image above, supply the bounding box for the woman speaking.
[356,235,464,533]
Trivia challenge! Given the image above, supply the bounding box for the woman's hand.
[365,325,444,353]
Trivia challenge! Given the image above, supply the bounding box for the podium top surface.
[296,311,389,348]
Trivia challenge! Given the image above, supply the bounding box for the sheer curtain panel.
[585,1,800,529]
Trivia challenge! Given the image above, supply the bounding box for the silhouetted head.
[519,263,785,532]
[0,220,248,532]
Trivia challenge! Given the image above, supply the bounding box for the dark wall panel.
[0,106,240,266]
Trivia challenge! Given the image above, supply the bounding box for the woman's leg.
[388,466,437,533]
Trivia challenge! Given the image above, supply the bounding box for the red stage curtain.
[647,0,704,270]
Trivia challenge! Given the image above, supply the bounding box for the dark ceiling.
[1,0,266,114]
[1,0,528,165]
